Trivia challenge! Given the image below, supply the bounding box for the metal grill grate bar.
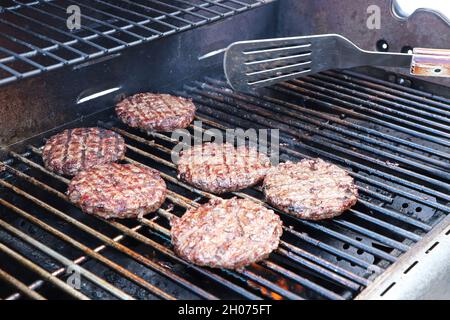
[1,70,448,300]
[68,144,350,298]
[115,124,412,259]
[109,128,408,275]
[0,238,90,300]
[340,70,450,110]
[111,125,418,243]
[0,266,46,300]
[170,0,227,16]
[0,179,176,300]
[0,136,369,301]
[189,80,450,191]
[125,135,399,261]
[132,126,413,270]
[187,80,450,210]
[305,76,450,129]
[282,81,450,147]
[0,17,90,62]
[4,151,313,300]
[0,216,135,300]
[0,178,219,300]
[139,0,214,20]
[263,94,449,168]
[185,89,449,215]
[321,72,450,118]
[66,1,163,35]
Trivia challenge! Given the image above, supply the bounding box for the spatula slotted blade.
[223,34,413,93]
[224,35,336,92]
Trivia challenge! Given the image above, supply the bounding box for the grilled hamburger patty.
[115,93,196,132]
[177,143,271,194]
[263,159,358,220]
[42,127,126,176]
[67,163,166,219]
[171,197,283,269]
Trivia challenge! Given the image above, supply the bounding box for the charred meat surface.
[67,163,166,219]
[115,93,196,132]
[171,197,283,269]
[177,142,271,194]
[42,127,126,176]
[263,159,358,220]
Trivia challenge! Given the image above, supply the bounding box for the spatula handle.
[411,48,450,77]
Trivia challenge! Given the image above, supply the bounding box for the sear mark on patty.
[171,197,283,269]
[67,163,166,219]
[115,93,196,132]
[177,142,271,194]
[263,158,358,220]
[42,127,126,176]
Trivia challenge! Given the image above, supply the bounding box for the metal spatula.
[223,34,450,92]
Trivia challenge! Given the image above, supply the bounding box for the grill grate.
[0,0,271,86]
[0,70,449,300]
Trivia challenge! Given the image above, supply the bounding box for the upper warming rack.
[0,0,271,86]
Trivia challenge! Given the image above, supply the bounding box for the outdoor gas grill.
[0,0,449,300]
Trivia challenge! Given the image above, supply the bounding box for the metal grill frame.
[0,68,449,300]
[0,0,272,86]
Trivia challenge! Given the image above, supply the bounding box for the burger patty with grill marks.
[115,93,196,132]
[263,159,358,220]
[177,143,271,194]
[42,127,126,176]
[171,197,283,269]
[67,163,166,219]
